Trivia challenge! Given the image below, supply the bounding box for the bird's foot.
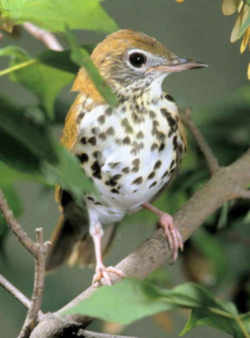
[158,213,183,261]
[92,263,125,287]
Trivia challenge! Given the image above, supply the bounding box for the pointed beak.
[151,57,208,73]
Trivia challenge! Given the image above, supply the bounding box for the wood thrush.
[46,29,206,285]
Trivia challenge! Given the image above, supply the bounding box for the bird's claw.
[92,264,125,287]
[158,213,183,262]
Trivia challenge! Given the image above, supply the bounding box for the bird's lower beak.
[152,57,208,73]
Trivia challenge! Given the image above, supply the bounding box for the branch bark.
[0,273,31,309]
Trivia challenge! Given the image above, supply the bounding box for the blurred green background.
[0,1,249,337]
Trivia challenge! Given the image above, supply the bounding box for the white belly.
[75,96,183,220]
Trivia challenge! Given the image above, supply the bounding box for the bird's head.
[90,29,207,95]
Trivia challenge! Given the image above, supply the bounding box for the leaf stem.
[209,307,250,338]
[0,59,36,77]
[234,315,250,338]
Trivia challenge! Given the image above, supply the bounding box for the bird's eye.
[129,52,147,68]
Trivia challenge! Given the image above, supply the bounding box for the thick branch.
[182,108,220,174]
[57,149,250,315]
[23,23,63,51]
[30,314,137,338]
[0,190,38,257]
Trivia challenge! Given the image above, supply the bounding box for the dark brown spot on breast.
[93,151,100,159]
[91,161,101,179]
[105,175,120,187]
[87,196,94,201]
[149,111,156,119]
[77,153,88,163]
[132,176,143,185]
[151,143,158,151]
[132,158,140,166]
[123,136,131,145]
[154,160,162,169]
[105,107,112,115]
[88,136,96,145]
[165,94,175,102]
[170,159,176,169]
[107,126,114,135]
[80,137,87,145]
[122,167,130,173]
[149,180,157,188]
[148,171,155,179]
[173,135,178,150]
[162,169,169,178]
[132,158,140,172]
[121,118,133,133]
[98,115,105,124]
[111,188,119,194]
[159,143,165,152]
[109,162,120,168]
[77,112,84,124]
[161,109,177,135]
[136,131,144,139]
[99,132,106,140]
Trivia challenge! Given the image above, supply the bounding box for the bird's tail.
[46,190,117,272]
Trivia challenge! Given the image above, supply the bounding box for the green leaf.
[0,46,74,118]
[0,162,42,184]
[64,28,118,107]
[241,313,250,333]
[64,279,248,337]
[0,94,56,162]
[0,95,96,198]
[239,13,250,38]
[43,144,97,201]
[0,0,118,33]
[64,279,173,324]
[180,308,240,337]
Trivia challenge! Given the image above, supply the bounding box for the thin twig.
[0,273,31,309]
[80,330,139,338]
[18,228,50,338]
[23,23,63,51]
[0,190,38,257]
[182,108,220,175]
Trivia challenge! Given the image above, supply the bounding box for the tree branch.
[22,23,63,51]
[56,149,250,315]
[30,314,138,338]
[182,108,220,174]
[0,190,38,257]
[81,330,138,338]
[0,273,31,309]
[18,228,50,338]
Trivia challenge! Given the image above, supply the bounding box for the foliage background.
[0,1,249,337]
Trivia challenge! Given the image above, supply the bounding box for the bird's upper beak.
[150,57,208,73]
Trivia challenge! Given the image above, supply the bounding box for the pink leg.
[90,222,125,286]
[142,203,183,261]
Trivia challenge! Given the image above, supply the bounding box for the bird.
[46,29,207,285]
